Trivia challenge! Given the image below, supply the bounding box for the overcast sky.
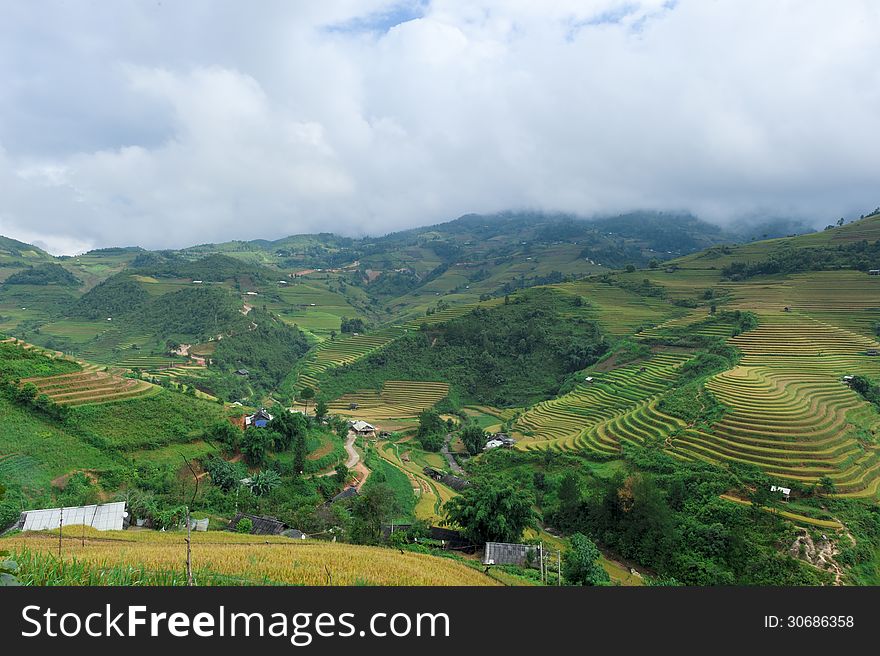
[1,1,879,254]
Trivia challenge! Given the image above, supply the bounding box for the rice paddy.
[328,380,450,422]
[2,528,498,586]
[515,353,691,452]
[22,365,158,406]
[292,326,406,390]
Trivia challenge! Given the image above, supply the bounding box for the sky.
[1,0,879,255]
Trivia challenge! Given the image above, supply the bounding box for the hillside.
[3,210,880,586]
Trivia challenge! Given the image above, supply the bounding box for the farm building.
[12,502,129,533]
[489,432,516,447]
[423,466,470,491]
[868,269,879,276]
[348,402,359,410]
[771,485,792,500]
[484,439,505,450]
[349,420,375,436]
[282,529,307,539]
[866,349,879,356]
[227,513,286,535]
[235,368,250,376]
[328,486,359,505]
[245,408,273,428]
[483,541,539,566]
[440,473,470,491]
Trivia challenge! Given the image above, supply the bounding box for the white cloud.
[0,0,879,253]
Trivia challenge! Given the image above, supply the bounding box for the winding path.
[441,433,465,474]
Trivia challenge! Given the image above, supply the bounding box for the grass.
[69,389,227,450]
[0,397,118,492]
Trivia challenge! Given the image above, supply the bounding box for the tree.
[334,463,349,485]
[349,484,399,544]
[460,425,487,456]
[268,410,307,451]
[241,427,272,465]
[207,421,242,451]
[293,433,307,476]
[818,476,836,495]
[444,477,536,544]
[235,517,254,534]
[648,258,659,269]
[563,533,609,586]
[203,457,245,492]
[417,409,445,437]
[416,409,446,451]
[300,386,315,414]
[625,264,636,273]
[315,399,329,421]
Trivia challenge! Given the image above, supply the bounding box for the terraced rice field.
[294,326,406,390]
[328,380,450,421]
[376,442,455,522]
[669,312,880,497]
[515,352,691,451]
[113,354,187,369]
[22,365,158,406]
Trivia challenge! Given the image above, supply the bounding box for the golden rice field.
[515,352,691,451]
[2,528,497,586]
[21,365,158,406]
[664,311,880,497]
[329,380,450,422]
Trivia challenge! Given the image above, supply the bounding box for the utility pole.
[185,504,193,586]
[181,456,200,587]
[58,506,63,558]
[539,542,544,583]
[557,549,561,586]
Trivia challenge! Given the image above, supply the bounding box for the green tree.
[300,386,316,414]
[235,517,254,534]
[334,463,349,485]
[293,433,307,476]
[444,477,536,544]
[207,421,242,451]
[460,425,487,456]
[241,427,272,465]
[349,484,400,544]
[563,533,609,586]
[203,457,245,492]
[315,399,329,421]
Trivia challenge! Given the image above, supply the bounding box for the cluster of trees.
[722,239,880,280]
[4,263,80,287]
[210,310,310,396]
[848,375,880,410]
[73,276,151,319]
[340,317,367,333]
[415,409,448,451]
[130,253,274,283]
[321,290,609,407]
[546,448,831,585]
